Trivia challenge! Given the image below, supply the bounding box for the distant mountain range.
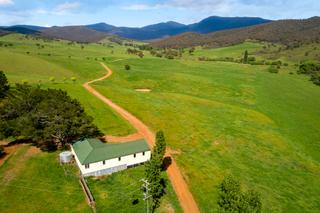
[0,16,271,42]
[86,16,271,40]
[1,16,319,47]
[151,17,320,48]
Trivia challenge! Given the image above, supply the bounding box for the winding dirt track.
[83,62,200,213]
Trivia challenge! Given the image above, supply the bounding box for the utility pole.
[141,179,151,213]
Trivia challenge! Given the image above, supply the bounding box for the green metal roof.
[72,138,150,164]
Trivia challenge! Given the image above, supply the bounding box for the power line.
[141,178,151,213]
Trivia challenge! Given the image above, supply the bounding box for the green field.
[1,33,320,212]
[0,145,90,212]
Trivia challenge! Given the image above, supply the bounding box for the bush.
[0,70,10,99]
[125,64,131,70]
[0,146,4,156]
[268,65,279,73]
[218,176,262,213]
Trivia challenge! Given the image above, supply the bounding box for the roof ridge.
[81,138,94,164]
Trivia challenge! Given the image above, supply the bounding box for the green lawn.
[0,145,90,212]
[92,57,320,212]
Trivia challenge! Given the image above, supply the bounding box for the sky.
[0,0,319,27]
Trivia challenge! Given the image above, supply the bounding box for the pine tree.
[154,130,166,159]
[145,130,167,212]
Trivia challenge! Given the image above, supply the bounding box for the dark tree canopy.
[0,84,102,151]
[0,70,10,99]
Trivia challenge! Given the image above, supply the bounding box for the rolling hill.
[1,16,271,42]
[40,26,108,43]
[152,17,320,48]
[86,16,271,40]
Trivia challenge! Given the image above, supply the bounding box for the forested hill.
[151,17,320,48]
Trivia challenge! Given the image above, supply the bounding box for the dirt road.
[83,62,200,213]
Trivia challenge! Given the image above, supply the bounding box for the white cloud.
[122,0,228,12]
[54,2,81,14]
[0,0,13,6]
[122,4,162,11]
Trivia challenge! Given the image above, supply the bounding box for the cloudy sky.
[0,0,319,27]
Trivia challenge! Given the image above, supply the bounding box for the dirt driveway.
[83,62,200,213]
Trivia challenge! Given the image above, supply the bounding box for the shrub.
[125,64,131,70]
[49,76,55,83]
[0,146,4,156]
[218,176,262,213]
[268,65,279,73]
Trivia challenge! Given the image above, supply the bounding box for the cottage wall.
[71,146,151,176]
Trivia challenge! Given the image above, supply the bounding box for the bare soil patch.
[0,144,22,167]
[103,133,143,143]
[135,88,151,92]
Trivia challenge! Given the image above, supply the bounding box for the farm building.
[71,138,151,176]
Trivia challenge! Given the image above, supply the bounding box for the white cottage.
[71,138,151,176]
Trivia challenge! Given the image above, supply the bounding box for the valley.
[0,32,319,212]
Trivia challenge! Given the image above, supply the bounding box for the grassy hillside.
[0,33,320,212]
[152,17,320,48]
[0,33,181,212]
[92,56,320,212]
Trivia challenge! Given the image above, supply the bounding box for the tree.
[218,175,242,212]
[138,52,144,58]
[125,64,131,71]
[145,130,167,212]
[218,175,262,213]
[243,50,248,64]
[0,71,9,99]
[154,130,166,159]
[0,84,102,150]
[189,47,195,55]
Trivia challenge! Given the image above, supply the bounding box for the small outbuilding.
[71,138,151,177]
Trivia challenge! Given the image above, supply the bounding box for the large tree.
[0,70,9,99]
[0,83,102,150]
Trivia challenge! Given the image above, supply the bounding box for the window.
[142,152,145,156]
[102,160,105,165]
[118,157,121,161]
[134,153,136,158]
[85,164,90,169]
